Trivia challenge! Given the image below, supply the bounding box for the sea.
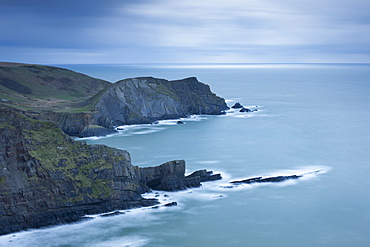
[1,63,370,247]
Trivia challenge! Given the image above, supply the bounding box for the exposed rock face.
[0,106,221,235]
[0,106,150,235]
[93,77,228,128]
[186,169,222,182]
[140,161,221,191]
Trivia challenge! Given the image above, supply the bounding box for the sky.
[1,0,370,64]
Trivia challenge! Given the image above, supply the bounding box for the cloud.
[1,0,369,63]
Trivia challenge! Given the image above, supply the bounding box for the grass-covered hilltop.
[0,62,227,235]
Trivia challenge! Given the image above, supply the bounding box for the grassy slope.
[0,62,111,112]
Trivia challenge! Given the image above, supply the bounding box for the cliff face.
[0,106,147,234]
[0,106,219,235]
[93,77,228,128]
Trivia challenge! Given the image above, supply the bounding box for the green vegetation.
[0,63,110,112]
[21,118,127,202]
[149,81,181,101]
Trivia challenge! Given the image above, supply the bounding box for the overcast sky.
[1,0,370,64]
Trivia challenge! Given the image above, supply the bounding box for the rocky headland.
[0,63,226,235]
[1,63,228,137]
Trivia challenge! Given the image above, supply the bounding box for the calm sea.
[1,64,370,247]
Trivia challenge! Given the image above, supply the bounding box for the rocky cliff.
[33,76,229,137]
[90,76,228,130]
[0,105,220,235]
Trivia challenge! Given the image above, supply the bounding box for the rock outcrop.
[229,170,322,185]
[231,102,243,108]
[92,77,228,128]
[0,105,221,235]
[140,161,221,191]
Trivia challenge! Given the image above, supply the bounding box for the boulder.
[231,102,243,108]
[164,202,178,207]
[186,169,222,182]
[239,107,252,113]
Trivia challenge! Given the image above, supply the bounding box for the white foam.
[144,188,226,205]
[74,132,118,141]
[90,236,150,247]
[0,217,152,247]
[113,115,209,137]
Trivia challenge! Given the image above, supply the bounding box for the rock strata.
[92,77,228,130]
[186,169,222,182]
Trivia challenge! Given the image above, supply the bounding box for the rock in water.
[164,202,178,207]
[239,107,252,113]
[231,102,243,108]
[186,169,222,182]
[231,175,302,184]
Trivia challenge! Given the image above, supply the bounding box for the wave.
[0,213,152,247]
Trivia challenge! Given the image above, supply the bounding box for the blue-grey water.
[1,64,370,246]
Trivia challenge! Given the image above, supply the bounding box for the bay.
[1,64,370,247]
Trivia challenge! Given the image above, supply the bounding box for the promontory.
[0,62,228,235]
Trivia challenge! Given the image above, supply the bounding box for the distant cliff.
[0,106,220,235]
[91,77,228,129]
[0,63,228,137]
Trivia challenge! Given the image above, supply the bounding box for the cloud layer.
[1,0,369,64]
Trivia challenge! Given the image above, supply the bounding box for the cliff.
[0,106,220,235]
[89,76,228,131]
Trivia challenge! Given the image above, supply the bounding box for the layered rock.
[92,77,228,128]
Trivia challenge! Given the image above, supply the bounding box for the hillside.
[0,62,110,112]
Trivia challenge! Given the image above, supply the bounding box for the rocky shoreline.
[0,63,230,235]
[0,103,225,235]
